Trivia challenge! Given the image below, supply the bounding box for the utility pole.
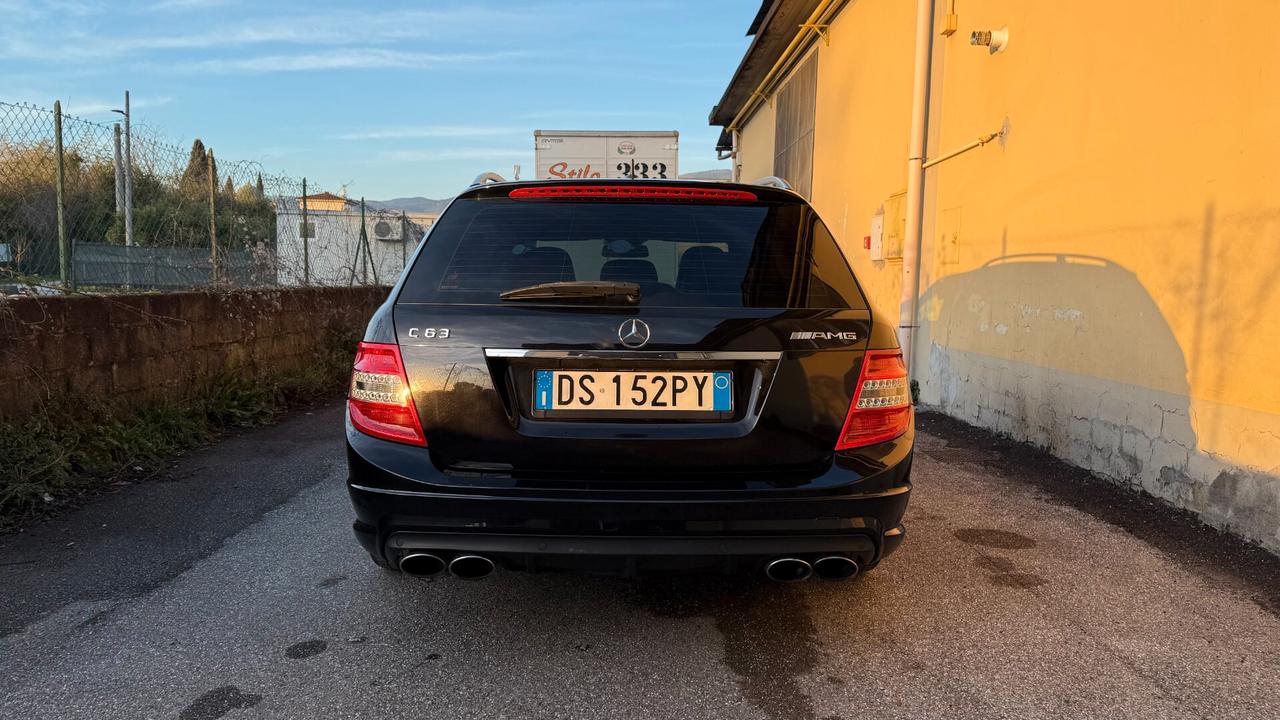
[123,90,133,248]
[112,124,124,213]
[301,178,310,286]
[53,101,71,292]
[111,91,134,287]
[113,122,132,288]
[400,211,407,269]
[208,150,219,283]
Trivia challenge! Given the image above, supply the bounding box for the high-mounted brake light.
[348,342,426,446]
[836,350,912,450]
[509,185,757,202]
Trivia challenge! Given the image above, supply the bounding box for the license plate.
[534,370,732,413]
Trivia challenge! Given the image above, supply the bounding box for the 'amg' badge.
[791,331,858,342]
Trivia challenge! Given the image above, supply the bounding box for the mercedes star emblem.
[618,318,651,348]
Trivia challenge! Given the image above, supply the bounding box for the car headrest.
[516,246,576,284]
[600,259,658,285]
[677,246,736,294]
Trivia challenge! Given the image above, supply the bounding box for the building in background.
[534,130,679,180]
[404,212,439,235]
[711,0,1280,552]
[275,192,424,287]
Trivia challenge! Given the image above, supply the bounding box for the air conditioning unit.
[366,215,404,243]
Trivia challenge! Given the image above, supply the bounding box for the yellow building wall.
[807,0,918,321]
[734,0,1280,551]
[299,197,349,213]
[735,97,776,184]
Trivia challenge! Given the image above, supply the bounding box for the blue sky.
[1,0,756,199]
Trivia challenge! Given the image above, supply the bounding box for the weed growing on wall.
[0,339,353,531]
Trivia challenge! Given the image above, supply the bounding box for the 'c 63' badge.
[407,328,450,339]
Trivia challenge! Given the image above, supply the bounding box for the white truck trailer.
[534,130,679,181]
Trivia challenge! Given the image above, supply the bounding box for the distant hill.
[678,169,732,181]
[367,197,452,214]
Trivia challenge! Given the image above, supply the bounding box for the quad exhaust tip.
[448,554,496,580]
[765,557,813,583]
[813,555,860,581]
[399,553,446,578]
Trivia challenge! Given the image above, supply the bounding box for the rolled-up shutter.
[773,52,817,199]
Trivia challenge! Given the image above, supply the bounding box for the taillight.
[508,185,757,202]
[348,342,426,446]
[836,350,912,450]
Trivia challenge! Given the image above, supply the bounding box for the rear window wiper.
[499,280,641,305]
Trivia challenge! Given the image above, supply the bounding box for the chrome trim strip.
[483,348,783,360]
[348,483,912,501]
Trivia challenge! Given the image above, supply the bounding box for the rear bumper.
[382,531,881,558]
[347,429,912,573]
[351,485,908,559]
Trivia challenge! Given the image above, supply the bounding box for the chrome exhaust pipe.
[448,554,495,580]
[399,552,446,578]
[764,557,813,583]
[813,555,860,581]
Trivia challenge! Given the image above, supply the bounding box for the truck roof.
[456,177,801,203]
[533,129,679,137]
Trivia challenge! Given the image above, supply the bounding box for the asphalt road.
[2,403,1278,720]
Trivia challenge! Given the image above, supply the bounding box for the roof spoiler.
[470,171,507,187]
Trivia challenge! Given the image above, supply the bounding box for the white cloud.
[516,109,668,121]
[150,0,235,10]
[168,49,528,74]
[61,94,173,116]
[1,6,536,62]
[378,148,534,163]
[334,126,527,141]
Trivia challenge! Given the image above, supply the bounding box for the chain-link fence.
[0,99,425,294]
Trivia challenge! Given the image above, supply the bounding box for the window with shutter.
[773,52,818,199]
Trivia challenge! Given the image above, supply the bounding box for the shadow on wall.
[915,253,1278,551]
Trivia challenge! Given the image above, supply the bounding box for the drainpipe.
[899,0,936,378]
[731,129,742,182]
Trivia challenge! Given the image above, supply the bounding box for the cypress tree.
[180,139,209,198]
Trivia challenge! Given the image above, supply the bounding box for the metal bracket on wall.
[940,0,958,37]
[799,22,830,46]
[921,130,1003,170]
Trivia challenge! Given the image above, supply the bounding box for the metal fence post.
[400,211,407,269]
[301,177,310,286]
[208,150,219,283]
[53,100,72,292]
[359,198,367,285]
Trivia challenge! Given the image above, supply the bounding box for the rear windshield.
[397,197,867,309]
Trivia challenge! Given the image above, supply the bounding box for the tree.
[180,138,214,200]
[255,173,265,200]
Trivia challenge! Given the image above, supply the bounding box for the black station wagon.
[345,176,913,583]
